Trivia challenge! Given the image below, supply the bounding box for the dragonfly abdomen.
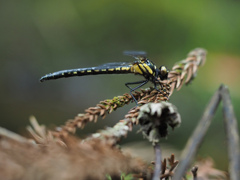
[40,65,132,82]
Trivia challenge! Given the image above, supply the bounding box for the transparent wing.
[96,62,131,68]
[123,51,147,61]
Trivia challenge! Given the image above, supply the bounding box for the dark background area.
[1,0,240,170]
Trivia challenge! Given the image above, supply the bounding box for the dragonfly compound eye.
[159,66,168,80]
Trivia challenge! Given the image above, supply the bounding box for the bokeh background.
[1,0,240,170]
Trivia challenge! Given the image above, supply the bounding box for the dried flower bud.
[138,102,181,145]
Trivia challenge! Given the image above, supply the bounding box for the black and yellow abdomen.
[40,65,133,82]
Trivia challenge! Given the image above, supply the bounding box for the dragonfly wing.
[123,51,147,61]
[96,62,131,68]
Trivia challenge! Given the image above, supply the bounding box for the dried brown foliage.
[0,126,145,180]
[167,48,207,96]
[193,158,228,180]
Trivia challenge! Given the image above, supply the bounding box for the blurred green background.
[1,0,240,170]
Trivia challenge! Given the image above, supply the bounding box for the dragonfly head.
[159,66,169,80]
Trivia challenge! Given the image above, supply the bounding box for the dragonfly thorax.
[134,60,168,82]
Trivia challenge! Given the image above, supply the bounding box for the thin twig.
[221,85,240,180]
[172,85,222,180]
[153,143,162,180]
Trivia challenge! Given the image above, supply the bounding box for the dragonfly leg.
[125,80,149,105]
[154,78,163,92]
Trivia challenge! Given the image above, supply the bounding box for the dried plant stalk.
[172,85,239,180]
[152,144,162,180]
[150,154,179,179]
[220,86,240,180]
[166,48,207,96]
[53,84,170,139]
[172,86,221,180]
[85,102,181,150]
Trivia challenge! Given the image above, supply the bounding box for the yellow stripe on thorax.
[143,63,153,75]
[131,64,142,74]
[130,63,154,75]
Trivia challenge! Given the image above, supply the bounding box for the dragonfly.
[40,51,169,104]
